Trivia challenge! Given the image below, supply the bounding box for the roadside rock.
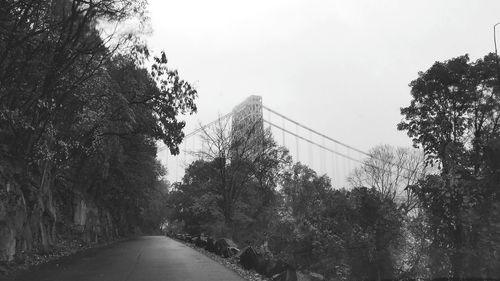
[239,246,259,270]
[309,272,324,281]
[272,267,297,281]
[215,238,239,258]
[263,258,288,277]
[179,238,270,281]
[205,237,217,253]
[296,271,325,281]
[194,235,207,248]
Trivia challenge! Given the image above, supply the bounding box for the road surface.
[9,236,244,281]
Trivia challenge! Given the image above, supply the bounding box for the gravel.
[178,239,272,281]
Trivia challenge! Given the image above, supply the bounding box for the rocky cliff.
[0,159,115,263]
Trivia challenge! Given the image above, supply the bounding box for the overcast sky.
[147,0,500,156]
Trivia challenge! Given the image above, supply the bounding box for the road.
[8,236,244,281]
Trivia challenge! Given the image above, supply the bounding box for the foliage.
[398,54,500,173]
[399,53,500,279]
[166,160,226,236]
[197,117,290,228]
[271,163,405,281]
[0,0,197,258]
[166,119,290,241]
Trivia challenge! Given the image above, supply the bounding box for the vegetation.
[2,1,499,280]
[166,53,500,281]
[398,54,500,280]
[167,118,290,242]
[0,0,196,262]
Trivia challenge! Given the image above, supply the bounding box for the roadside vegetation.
[2,1,500,280]
[0,0,196,271]
[165,54,500,281]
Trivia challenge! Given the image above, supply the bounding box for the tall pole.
[495,23,500,56]
[494,23,500,86]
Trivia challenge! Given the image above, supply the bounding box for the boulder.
[238,244,287,276]
[225,246,240,257]
[238,246,259,270]
[296,272,325,281]
[264,259,288,277]
[215,238,239,257]
[255,254,268,275]
[184,234,193,243]
[309,272,324,281]
[205,237,217,253]
[194,235,207,248]
[296,272,310,281]
[0,264,8,275]
[272,268,297,281]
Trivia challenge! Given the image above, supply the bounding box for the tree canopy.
[398,53,500,279]
[0,0,197,260]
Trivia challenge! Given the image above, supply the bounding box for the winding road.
[9,236,243,281]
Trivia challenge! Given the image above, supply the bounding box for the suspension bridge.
[157,95,376,188]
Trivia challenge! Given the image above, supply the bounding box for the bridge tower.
[231,95,263,133]
[230,95,265,161]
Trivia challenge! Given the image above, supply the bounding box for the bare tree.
[348,145,429,213]
[348,145,432,279]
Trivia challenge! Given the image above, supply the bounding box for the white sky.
[147,0,500,179]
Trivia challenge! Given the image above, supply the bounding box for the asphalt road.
[8,236,244,281]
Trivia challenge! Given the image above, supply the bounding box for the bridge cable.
[263,105,370,157]
[157,112,233,153]
[263,106,423,177]
[264,119,419,182]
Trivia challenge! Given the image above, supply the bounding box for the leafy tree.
[197,117,289,228]
[0,0,153,254]
[166,118,290,242]
[346,187,404,281]
[272,163,404,281]
[399,53,500,280]
[281,163,331,220]
[166,160,225,235]
[0,0,198,259]
[0,0,146,163]
[398,54,500,174]
[50,51,197,236]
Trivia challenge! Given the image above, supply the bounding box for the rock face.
[0,161,115,263]
[73,192,114,244]
[0,165,56,262]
